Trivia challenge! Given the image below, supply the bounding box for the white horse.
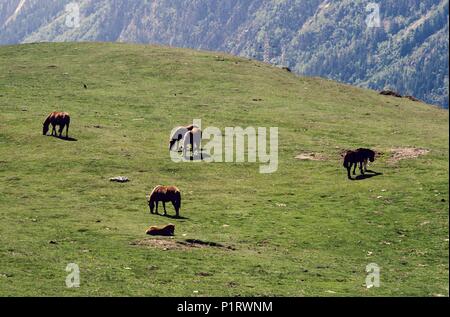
[182,127,202,159]
[169,124,198,151]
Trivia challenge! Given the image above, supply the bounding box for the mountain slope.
[0,0,448,108]
[0,42,448,296]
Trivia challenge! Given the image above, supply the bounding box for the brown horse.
[146,224,175,236]
[147,185,181,217]
[343,148,376,179]
[43,112,70,138]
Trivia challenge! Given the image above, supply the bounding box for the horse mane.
[169,126,188,141]
[186,124,198,131]
[148,185,163,201]
[170,125,200,140]
[43,112,54,127]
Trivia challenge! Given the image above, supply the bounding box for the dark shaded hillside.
[0,0,448,107]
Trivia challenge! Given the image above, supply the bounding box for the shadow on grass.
[163,214,189,220]
[48,135,78,142]
[179,151,211,161]
[150,212,189,220]
[353,170,383,181]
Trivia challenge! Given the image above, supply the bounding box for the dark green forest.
[1,0,448,107]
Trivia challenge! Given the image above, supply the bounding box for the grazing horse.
[182,127,202,159]
[343,148,376,179]
[43,112,70,138]
[169,124,198,151]
[147,185,181,217]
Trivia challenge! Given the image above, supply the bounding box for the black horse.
[343,148,376,180]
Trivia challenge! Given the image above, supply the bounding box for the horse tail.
[182,131,191,155]
[175,188,181,202]
[343,152,350,168]
[170,126,188,150]
[174,188,181,213]
[191,127,202,150]
[343,150,354,168]
[343,158,349,168]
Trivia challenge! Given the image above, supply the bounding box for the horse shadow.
[353,170,383,181]
[182,151,211,161]
[153,213,189,220]
[49,135,78,142]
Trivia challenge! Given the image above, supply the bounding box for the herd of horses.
[42,112,380,224]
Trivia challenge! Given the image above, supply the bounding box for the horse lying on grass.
[43,112,70,138]
[147,185,181,217]
[343,148,376,180]
[146,224,175,236]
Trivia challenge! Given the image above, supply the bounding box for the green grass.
[0,42,448,296]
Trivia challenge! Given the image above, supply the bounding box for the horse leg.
[155,201,159,215]
[190,136,194,161]
[353,162,357,175]
[194,133,201,158]
[195,138,201,159]
[178,135,185,152]
[360,162,364,175]
[172,200,180,217]
[66,122,69,138]
[347,166,352,179]
[58,124,64,137]
[162,201,167,215]
[51,124,56,136]
[182,135,189,160]
[148,200,154,214]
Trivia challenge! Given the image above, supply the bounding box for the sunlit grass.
[0,42,448,296]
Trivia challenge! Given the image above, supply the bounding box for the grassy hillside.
[0,42,448,296]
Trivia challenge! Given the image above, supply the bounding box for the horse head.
[169,126,190,151]
[43,123,49,135]
[169,139,177,151]
[369,150,376,162]
[148,198,155,213]
[369,150,379,162]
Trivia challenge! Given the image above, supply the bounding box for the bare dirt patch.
[130,238,235,251]
[295,152,327,161]
[130,238,181,250]
[389,148,430,163]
